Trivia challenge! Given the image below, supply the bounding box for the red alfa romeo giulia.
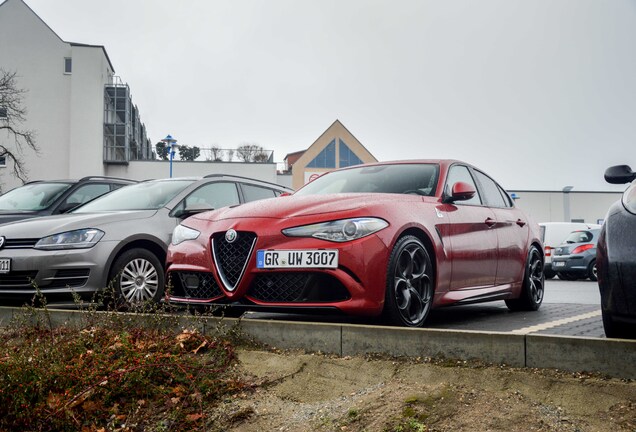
[165,160,544,327]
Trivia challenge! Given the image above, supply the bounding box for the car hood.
[0,212,41,225]
[194,193,429,221]
[0,210,158,238]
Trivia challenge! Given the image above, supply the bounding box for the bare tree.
[210,145,223,161]
[0,69,38,185]
[253,150,270,162]
[236,143,266,162]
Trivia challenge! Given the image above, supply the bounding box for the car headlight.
[623,182,636,215]
[172,224,200,245]
[282,217,388,242]
[35,229,104,250]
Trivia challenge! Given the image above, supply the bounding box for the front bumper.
[0,241,118,300]
[166,220,392,317]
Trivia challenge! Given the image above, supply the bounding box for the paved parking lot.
[243,279,607,338]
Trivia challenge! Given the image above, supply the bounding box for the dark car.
[166,160,544,327]
[552,229,601,281]
[0,176,136,224]
[0,174,292,307]
[597,164,636,339]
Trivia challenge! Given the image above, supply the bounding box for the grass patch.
[0,300,248,431]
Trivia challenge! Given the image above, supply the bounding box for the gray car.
[552,228,601,281]
[0,175,292,306]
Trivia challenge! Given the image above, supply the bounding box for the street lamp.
[162,134,178,178]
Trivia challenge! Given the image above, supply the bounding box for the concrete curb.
[1,306,634,379]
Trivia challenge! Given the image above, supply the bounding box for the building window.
[307,139,336,168]
[64,57,72,74]
[0,107,7,118]
[339,139,363,168]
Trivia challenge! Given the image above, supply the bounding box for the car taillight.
[571,244,594,254]
[545,246,552,257]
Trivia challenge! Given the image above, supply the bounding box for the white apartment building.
[0,0,153,191]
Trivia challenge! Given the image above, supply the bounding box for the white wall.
[0,0,113,192]
[510,190,622,224]
[106,160,281,184]
[68,45,113,178]
[0,0,72,191]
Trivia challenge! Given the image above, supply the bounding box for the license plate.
[0,258,10,274]
[257,250,338,269]
[554,261,565,267]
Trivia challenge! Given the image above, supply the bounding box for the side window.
[496,185,513,207]
[473,171,507,208]
[241,183,277,202]
[445,165,481,205]
[60,184,111,211]
[183,182,240,211]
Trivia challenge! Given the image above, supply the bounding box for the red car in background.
[165,160,544,327]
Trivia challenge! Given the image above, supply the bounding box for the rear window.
[563,230,593,244]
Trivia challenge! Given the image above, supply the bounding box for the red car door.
[442,165,498,290]
[471,170,528,287]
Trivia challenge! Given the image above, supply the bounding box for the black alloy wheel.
[384,235,434,327]
[506,245,544,311]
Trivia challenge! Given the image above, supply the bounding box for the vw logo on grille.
[0,236,5,249]
[225,229,238,244]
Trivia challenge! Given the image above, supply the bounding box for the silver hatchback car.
[0,175,292,306]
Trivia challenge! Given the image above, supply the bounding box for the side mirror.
[173,203,214,219]
[604,165,636,184]
[58,202,81,214]
[443,181,476,203]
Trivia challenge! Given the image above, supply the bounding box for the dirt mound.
[211,349,636,431]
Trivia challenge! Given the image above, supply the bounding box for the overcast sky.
[20,0,636,191]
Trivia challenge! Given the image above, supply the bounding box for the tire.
[108,248,165,307]
[544,269,555,279]
[587,259,598,282]
[383,235,434,327]
[602,310,635,339]
[506,245,544,311]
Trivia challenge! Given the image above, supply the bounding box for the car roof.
[24,176,137,185]
[142,175,293,191]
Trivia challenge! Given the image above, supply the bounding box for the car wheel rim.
[528,250,544,304]
[393,243,432,326]
[592,263,598,279]
[119,258,159,304]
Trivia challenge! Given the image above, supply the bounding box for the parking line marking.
[511,310,602,335]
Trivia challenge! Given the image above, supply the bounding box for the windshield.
[0,182,73,211]
[294,163,440,197]
[74,180,195,212]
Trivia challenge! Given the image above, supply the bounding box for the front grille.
[248,272,351,303]
[3,239,38,249]
[212,231,256,289]
[170,271,223,300]
[43,269,90,288]
[0,271,38,288]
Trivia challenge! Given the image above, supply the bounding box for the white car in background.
[539,222,601,278]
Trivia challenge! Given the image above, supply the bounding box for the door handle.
[485,217,496,227]
[516,219,526,227]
